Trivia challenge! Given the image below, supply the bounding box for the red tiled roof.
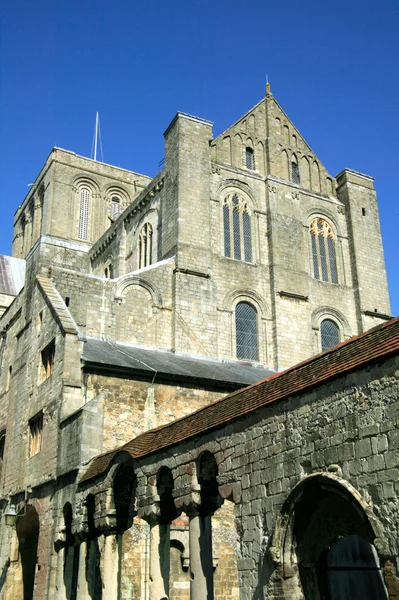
[80,318,399,483]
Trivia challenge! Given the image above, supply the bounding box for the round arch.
[114,274,163,308]
[222,288,268,318]
[16,504,40,600]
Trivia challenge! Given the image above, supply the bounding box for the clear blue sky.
[1,0,398,314]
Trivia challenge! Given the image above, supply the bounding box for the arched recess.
[222,288,268,318]
[232,133,242,167]
[16,505,40,600]
[270,474,390,600]
[113,462,137,533]
[311,160,321,193]
[301,156,311,189]
[114,274,163,308]
[311,306,351,340]
[281,150,289,180]
[256,140,265,175]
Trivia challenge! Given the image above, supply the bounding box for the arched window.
[245,147,254,170]
[78,187,90,240]
[138,223,153,269]
[310,218,338,283]
[223,194,252,262]
[291,155,300,184]
[320,319,340,351]
[235,302,258,361]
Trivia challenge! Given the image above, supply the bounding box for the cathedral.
[0,86,395,599]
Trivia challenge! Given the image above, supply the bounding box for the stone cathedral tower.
[0,87,391,599]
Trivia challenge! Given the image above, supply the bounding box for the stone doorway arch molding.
[268,472,393,599]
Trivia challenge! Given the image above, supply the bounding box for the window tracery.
[310,218,338,283]
[223,194,252,262]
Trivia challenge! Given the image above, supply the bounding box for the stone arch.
[248,114,255,132]
[256,140,265,174]
[270,474,390,599]
[301,156,311,189]
[222,288,268,318]
[217,180,257,208]
[233,133,242,166]
[281,149,289,180]
[326,176,335,196]
[305,209,340,237]
[113,461,137,533]
[157,466,178,523]
[72,176,100,195]
[283,124,290,146]
[222,135,232,164]
[16,504,40,600]
[114,274,163,308]
[311,160,321,192]
[311,306,351,339]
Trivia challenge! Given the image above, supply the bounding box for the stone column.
[101,534,119,600]
[189,511,214,600]
[76,541,90,600]
[149,520,170,599]
[55,547,67,599]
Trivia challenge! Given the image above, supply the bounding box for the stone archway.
[272,474,390,600]
[16,505,40,600]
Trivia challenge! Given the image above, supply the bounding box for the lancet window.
[245,147,254,170]
[223,194,252,262]
[310,218,338,283]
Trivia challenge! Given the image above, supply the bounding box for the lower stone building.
[1,317,399,599]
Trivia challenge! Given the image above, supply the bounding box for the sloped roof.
[80,318,399,484]
[82,338,274,387]
[0,255,25,297]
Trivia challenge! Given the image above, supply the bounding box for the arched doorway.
[275,475,389,600]
[16,505,40,600]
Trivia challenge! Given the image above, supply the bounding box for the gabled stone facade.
[0,87,393,599]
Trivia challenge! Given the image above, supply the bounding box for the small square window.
[39,340,55,383]
[29,413,43,457]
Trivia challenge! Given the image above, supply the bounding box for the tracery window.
[235,302,258,361]
[245,147,254,170]
[223,194,252,262]
[291,155,300,184]
[320,318,340,351]
[78,187,90,240]
[310,218,338,283]
[138,223,153,269]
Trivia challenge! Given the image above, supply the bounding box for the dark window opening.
[29,412,43,457]
[362,207,366,216]
[39,339,55,383]
[245,147,254,170]
[65,297,70,307]
[292,159,300,184]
